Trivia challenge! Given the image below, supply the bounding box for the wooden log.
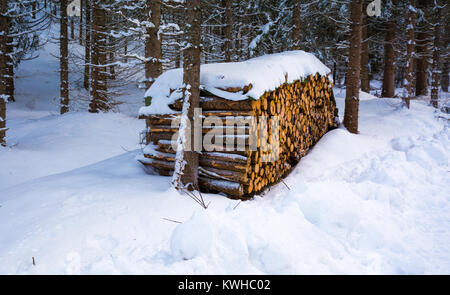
[199,157,249,173]
[199,167,248,183]
[139,113,180,120]
[201,110,253,117]
[138,158,174,171]
[150,132,176,142]
[169,96,253,111]
[144,152,176,162]
[201,152,249,164]
[150,125,250,135]
[199,176,244,198]
[156,140,252,156]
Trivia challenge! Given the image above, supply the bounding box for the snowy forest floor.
[0,44,449,274]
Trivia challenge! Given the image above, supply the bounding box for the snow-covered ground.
[0,44,449,274]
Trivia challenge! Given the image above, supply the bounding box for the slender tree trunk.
[234,27,241,60]
[32,1,36,19]
[109,35,115,80]
[0,0,7,146]
[70,18,74,40]
[60,0,69,114]
[360,12,370,92]
[415,30,429,96]
[144,0,162,148]
[382,4,396,98]
[333,61,337,82]
[4,2,13,103]
[5,24,14,102]
[441,11,449,92]
[145,0,162,89]
[221,0,232,62]
[108,11,116,80]
[89,1,108,113]
[343,0,363,134]
[442,61,449,92]
[124,39,128,63]
[173,0,201,191]
[292,0,301,50]
[404,0,416,108]
[79,0,83,45]
[83,0,90,90]
[430,3,441,108]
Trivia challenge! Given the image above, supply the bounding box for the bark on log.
[199,177,244,198]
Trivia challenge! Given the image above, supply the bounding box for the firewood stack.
[139,73,338,199]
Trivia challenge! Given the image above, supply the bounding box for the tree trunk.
[108,10,116,80]
[221,0,232,62]
[441,13,449,92]
[5,19,14,102]
[79,0,83,45]
[145,0,162,89]
[70,18,74,40]
[360,12,370,92]
[89,1,108,113]
[60,0,69,114]
[83,0,90,90]
[144,0,162,147]
[430,3,441,108]
[109,35,115,80]
[381,4,396,98]
[404,0,416,108]
[172,0,202,191]
[343,0,363,134]
[124,39,128,63]
[332,60,337,82]
[0,0,7,146]
[415,30,429,96]
[292,0,301,50]
[442,61,449,92]
[32,1,36,19]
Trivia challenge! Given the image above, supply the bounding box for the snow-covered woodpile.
[138,51,339,198]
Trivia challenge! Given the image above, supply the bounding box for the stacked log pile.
[139,73,338,199]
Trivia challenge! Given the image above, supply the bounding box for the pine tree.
[83,0,91,90]
[173,0,202,191]
[0,0,7,146]
[1,0,47,103]
[361,11,370,92]
[0,0,46,145]
[79,0,84,45]
[221,0,233,62]
[145,0,162,88]
[292,0,301,50]
[441,5,449,92]
[415,0,432,97]
[60,0,69,114]
[89,0,108,113]
[404,0,416,108]
[430,0,442,108]
[343,0,363,134]
[381,0,397,98]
